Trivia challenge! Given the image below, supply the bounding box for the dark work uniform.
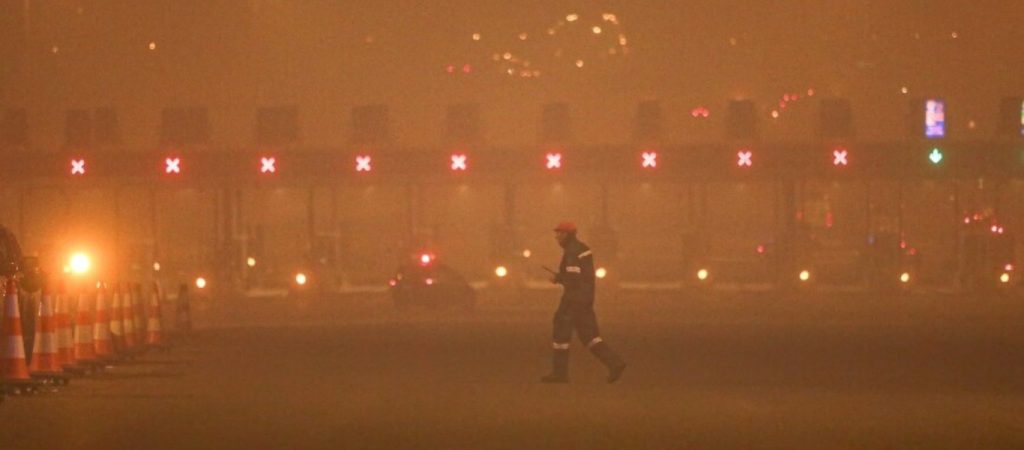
[546,235,625,383]
[552,238,600,346]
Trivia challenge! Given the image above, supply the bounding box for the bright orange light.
[697,269,709,281]
[595,267,608,279]
[799,270,811,282]
[495,266,508,278]
[195,277,207,289]
[69,252,91,275]
[295,272,307,286]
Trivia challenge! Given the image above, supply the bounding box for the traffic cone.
[125,284,141,356]
[74,290,98,366]
[109,284,125,354]
[30,286,65,381]
[146,282,165,349]
[93,286,115,361]
[2,278,36,392]
[55,285,79,372]
[122,284,138,353]
[133,284,147,348]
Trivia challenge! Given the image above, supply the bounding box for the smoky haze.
[4,3,1024,450]
[1,1,1023,147]
[0,1,1021,284]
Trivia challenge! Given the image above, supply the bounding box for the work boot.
[541,350,569,383]
[590,342,626,383]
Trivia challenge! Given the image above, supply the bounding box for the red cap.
[553,221,577,233]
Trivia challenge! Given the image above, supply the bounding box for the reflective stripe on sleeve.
[552,342,571,350]
[565,266,581,273]
[578,250,592,258]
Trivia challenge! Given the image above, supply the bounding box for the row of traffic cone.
[1,279,168,395]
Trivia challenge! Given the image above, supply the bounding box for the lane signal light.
[165,157,181,174]
[260,156,277,174]
[928,148,944,164]
[450,153,468,171]
[355,155,372,172]
[545,152,562,170]
[70,159,86,175]
[737,149,753,167]
[641,151,658,169]
[832,148,849,166]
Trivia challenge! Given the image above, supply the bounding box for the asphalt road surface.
[2,289,1023,449]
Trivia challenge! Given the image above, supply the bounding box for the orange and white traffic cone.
[30,286,67,384]
[129,282,143,354]
[55,285,80,373]
[133,284,147,349]
[122,284,138,354]
[2,278,37,394]
[93,286,115,362]
[109,284,125,355]
[120,284,138,356]
[74,290,98,368]
[146,282,165,349]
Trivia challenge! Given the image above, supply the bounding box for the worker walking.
[542,221,626,384]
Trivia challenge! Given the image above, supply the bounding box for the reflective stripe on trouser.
[552,342,570,350]
[552,298,601,346]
